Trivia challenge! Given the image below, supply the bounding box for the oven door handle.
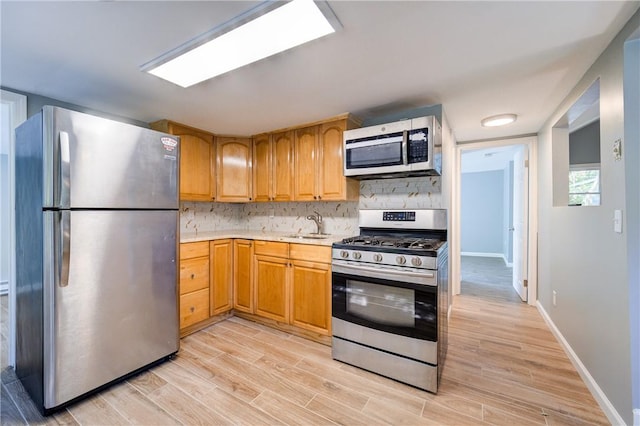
[332,262,435,286]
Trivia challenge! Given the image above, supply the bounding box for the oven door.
[331,262,437,342]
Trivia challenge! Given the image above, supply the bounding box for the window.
[569,164,600,206]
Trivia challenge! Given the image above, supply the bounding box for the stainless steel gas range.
[331,209,448,393]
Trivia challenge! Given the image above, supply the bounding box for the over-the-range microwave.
[343,115,441,179]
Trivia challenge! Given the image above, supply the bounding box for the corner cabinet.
[150,120,215,202]
[216,136,253,202]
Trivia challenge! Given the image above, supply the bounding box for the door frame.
[451,135,538,305]
[1,89,27,367]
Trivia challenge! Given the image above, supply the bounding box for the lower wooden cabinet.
[252,241,332,336]
[290,261,331,334]
[179,241,210,329]
[233,239,254,313]
[181,238,331,339]
[180,240,233,334]
[290,244,332,335]
[210,239,233,315]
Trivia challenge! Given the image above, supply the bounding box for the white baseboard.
[537,302,626,426]
[461,252,512,267]
[461,251,503,258]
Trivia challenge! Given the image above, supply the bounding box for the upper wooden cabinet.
[294,126,319,201]
[293,118,359,201]
[252,134,272,202]
[216,136,253,202]
[253,132,294,202]
[319,120,359,201]
[150,120,215,202]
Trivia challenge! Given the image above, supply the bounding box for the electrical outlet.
[553,290,557,307]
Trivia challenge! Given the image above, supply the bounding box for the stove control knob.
[373,254,383,262]
[396,256,406,265]
[340,250,349,259]
[353,252,362,260]
[411,257,423,267]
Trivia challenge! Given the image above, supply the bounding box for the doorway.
[451,136,537,305]
[1,89,27,368]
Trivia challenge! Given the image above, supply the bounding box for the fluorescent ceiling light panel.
[142,0,340,88]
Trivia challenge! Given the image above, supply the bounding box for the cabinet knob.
[190,306,195,313]
[191,274,195,279]
[318,196,321,200]
[314,196,317,200]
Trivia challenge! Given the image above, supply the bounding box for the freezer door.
[43,210,179,408]
[44,106,179,209]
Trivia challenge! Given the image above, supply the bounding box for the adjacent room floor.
[1,261,609,425]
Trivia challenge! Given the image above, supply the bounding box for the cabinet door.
[217,137,253,202]
[252,134,272,202]
[319,120,347,201]
[272,131,294,201]
[210,239,233,315]
[290,260,331,335]
[255,255,289,323]
[150,120,215,202]
[233,240,253,313]
[294,126,319,201]
[179,257,209,295]
[180,289,210,329]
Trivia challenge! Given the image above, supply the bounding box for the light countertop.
[180,230,352,246]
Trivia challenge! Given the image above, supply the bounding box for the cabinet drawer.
[180,241,209,260]
[180,288,210,329]
[290,244,331,263]
[254,240,289,258]
[180,257,209,295]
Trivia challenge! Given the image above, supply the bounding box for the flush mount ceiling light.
[481,114,518,127]
[141,0,341,88]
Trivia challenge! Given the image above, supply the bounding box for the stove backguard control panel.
[383,211,416,222]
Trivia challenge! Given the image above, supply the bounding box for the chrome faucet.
[306,211,323,234]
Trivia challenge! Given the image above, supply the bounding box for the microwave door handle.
[402,131,408,165]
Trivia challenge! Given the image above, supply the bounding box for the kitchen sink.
[285,234,330,239]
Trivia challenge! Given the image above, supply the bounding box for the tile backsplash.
[180,176,442,236]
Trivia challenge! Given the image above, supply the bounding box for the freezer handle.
[58,131,71,208]
[59,211,71,287]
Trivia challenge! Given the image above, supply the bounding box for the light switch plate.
[614,209,623,233]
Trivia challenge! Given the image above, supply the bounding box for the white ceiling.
[1,1,638,141]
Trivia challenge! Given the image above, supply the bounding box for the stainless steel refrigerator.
[15,106,180,414]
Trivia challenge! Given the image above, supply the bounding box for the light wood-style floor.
[1,264,609,425]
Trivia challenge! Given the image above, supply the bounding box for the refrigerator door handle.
[58,131,71,208]
[59,211,71,287]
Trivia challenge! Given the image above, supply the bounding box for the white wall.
[460,170,504,255]
[623,34,640,423]
[537,9,639,425]
[1,104,10,288]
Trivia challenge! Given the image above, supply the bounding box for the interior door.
[512,146,529,301]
